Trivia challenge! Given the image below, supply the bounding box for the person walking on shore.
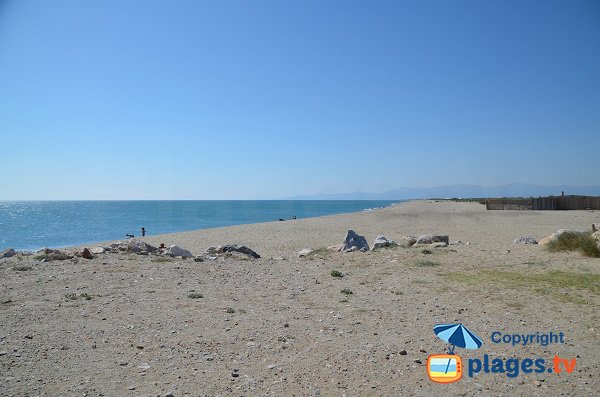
[141,227,146,237]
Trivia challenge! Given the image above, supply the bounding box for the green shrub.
[187,293,204,299]
[547,232,600,258]
[340,288,353,295]
[13,265,32,271]
[330,270,344,278]
[415,260,440,267]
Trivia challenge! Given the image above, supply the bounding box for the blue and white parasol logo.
[433,323,483,354]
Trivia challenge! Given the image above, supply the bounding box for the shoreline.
[2,200,403,252]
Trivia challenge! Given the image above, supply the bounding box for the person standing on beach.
[141,227,146,237]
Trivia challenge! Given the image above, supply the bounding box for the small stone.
[414,359,422,364]
[298,248,313,258]
[513,236,538,245]
[399,350,407,355]
[430,242,447,248]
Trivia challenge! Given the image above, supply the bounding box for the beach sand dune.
[1,201,598,396]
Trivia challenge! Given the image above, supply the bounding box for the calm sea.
[0,200,398,251]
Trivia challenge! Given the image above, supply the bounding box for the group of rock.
[0,239,261,262]
[298,229,461,257]
[513,223,600,248]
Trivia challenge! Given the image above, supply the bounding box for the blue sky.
[1,0,599,199]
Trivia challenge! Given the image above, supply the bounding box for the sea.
[0,200,399,251]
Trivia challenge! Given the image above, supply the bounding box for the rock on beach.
[342,230,369,252]
[372,236,397,250]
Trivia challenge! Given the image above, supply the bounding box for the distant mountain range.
[286,184,600,200]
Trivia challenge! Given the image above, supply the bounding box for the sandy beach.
[1,200,599,396]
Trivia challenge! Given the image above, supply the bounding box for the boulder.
[327,244,343,253]
[399,236,417,247]
[201,245,260,259]
[298,248,313,258]
[81,248,93,259]
[416,235,449,245]
[221,245,260,259]
[372,236,397,250]
[164,245,194,258]
[90,247,106,254]
[513,236,538,245]
[341,230,369,252]
[430,242,448,248]
[205,246,219,256]
[35,248,73,261]
[126,239,158,254]
[0,248,16,259]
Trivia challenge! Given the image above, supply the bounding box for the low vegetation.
[414,260,440,267]
[330,270,344,278]
[187,292,204,299]
[151,257,173,263]
[446,270,600,304]
[421,249,432,255]
[340,288,353,295]
[546,232,600,258]
[13,265,33,271]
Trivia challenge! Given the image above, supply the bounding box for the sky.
[0,0,599,200]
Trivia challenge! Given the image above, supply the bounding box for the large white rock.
[513,236,538,245]
[372,236,397,250]
[90,247,106,254]
[126,239,157,253]
[416,235,449,245]
[399,236,417,247]
[165,245,193,258]
[298,248,313,258]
